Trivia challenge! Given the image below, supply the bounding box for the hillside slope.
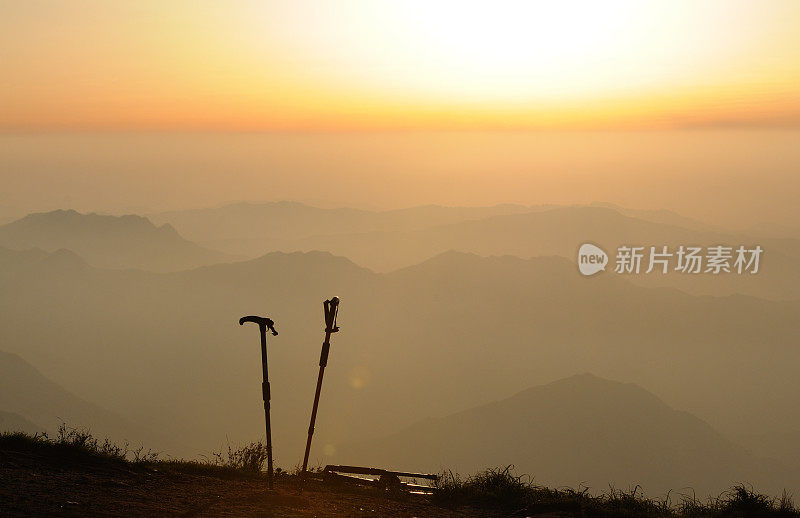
[337,374,796,496]
[0,350,175,451]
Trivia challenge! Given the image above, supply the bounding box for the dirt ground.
[0,446,504,517]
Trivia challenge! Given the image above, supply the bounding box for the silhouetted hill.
[0,350,173,451]
[0,209,231,271]
[338,373,797,496]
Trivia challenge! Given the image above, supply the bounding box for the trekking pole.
[301,297,339,476]
[239,315,279,489]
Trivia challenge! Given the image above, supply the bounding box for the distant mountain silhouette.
[0,350,173,450]
[1,248,798,472]
[150,201,543,256]
[151,202,800,300]
[0,209,232,271]
[152,201,731,247]
[588,202,723,233]
[284,206,631,266]
[337,373,797,496]
[249,206,798,300]
[0,410,41,434]
[152,203,798,300]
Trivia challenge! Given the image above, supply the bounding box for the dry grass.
[3,431,798,517]
[434,466,800,517]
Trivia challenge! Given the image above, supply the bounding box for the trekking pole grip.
[319,341,330,367]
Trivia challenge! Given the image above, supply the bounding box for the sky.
[2,0,800,130]
[1,1,799,226]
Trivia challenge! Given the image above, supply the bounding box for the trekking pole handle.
[239,316,278,336]
[324,297,339,333]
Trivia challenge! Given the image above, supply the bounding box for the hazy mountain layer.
[0,209,231,272]
[1,248,797,469]
[289,207,798,300]
[156,203,799,300]
[150,201,540,243]
[338,373,797,496]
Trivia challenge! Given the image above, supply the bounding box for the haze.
[2,130,799,228]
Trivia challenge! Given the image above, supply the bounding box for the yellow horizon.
[2,1,800,131]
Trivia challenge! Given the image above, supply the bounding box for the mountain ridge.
[0,209,232,272]
[336,372,794,496]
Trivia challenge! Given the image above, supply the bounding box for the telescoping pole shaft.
[301,326,331,474]
[239,316,278,490]
[301,297,339,476]
[260,325,274,490]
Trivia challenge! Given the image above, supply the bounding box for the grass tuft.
[434,466,800,517]
[0,426,264,480]
[209,440,269,473]
[0,424,137,464]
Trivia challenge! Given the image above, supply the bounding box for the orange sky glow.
[2,0,800,131]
